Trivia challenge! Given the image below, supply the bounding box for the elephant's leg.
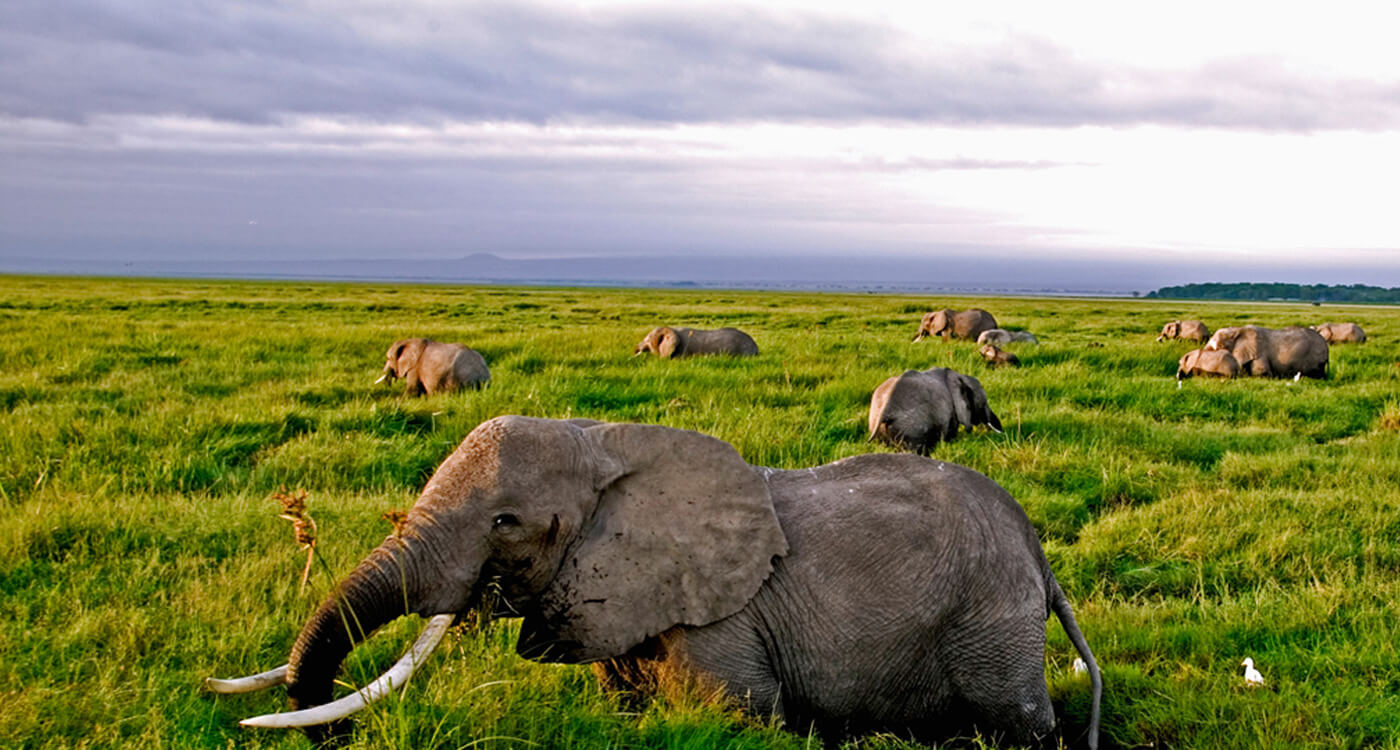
[941,619,1055,745]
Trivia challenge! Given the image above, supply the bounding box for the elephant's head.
[213,417,787,730]
[375,339,423,384]
[912,310,953,342]
[1204,327,1241,352]
[1157,322,1180,341]
[634,327,681,358]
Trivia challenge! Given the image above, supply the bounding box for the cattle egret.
[1242,657,1265,687]
[1073,657,1088,675]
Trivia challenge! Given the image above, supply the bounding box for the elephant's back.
[447,345,490,386]
[691,327,759,355]
[956,309,997,339]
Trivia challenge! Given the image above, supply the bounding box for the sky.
[3,0,1400,288]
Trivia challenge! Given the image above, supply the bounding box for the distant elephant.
[869,367,1003,454]
[1313,322,1366,343]
[912,309,998,342]
[210,416,1101,749]
[977,328,1039,346]
[633,326,759,358]
[1177,348,1239,380]
[980,344,1021,368]
[1157,320,1211,342]
[1205,326,1327,379]
[375,338,489,395]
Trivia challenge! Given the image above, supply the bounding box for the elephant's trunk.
[285,545,415,713]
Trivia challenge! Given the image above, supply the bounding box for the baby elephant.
[1313,322,1366,344]
[1177,348,1239,380]
[869,367,1002,454]
[977,328,1039,346]
[377,338,490,396]
[980,344,1020,367]
[1157,320,1210,342]
[634,326,759,358]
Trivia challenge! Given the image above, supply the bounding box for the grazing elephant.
[376,338,489,396]
[1313,322,1366,343]
[980,344,1021,368]
[868,367,1002,454]
[912,309,998,342]
[1177,348,1239,380]
[633,326,759,358]
[209,416,1101,749]
[1157,320,1211,342]
[1206,326,1328,379]
[977,328,1039,346]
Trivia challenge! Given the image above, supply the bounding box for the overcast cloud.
[3,0,1399,287]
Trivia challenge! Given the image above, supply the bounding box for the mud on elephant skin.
[377,338,489,396]
[869,367,1003,454]
[912,308,998,343]
[633,326,759,358]
[1205,326,1328,379]
[1157,320,1211,342]
[209,416,1101,749]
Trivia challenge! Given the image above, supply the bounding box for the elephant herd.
[211,306,1105,749]
[1162,319,1367,381]
[212,304,1369,748]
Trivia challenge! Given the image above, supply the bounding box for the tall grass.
[1,275,1397,748]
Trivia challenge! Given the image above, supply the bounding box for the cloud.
[4,0,1398,131]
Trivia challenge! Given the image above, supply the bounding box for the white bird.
[1072,657,1088,675]
[1241,657,1265,687]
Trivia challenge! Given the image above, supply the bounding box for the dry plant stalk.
[381,508,409,538]
[273,487,318,594]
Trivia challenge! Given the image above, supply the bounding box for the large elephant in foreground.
[1313,322,1366,343]
[1157,320,1210,342]
[376,338,489,396]
[912,308,998,342]
[1205,326,1328,379]
[209,417,1101,748]
[869,367,1002,454]
[633,326,759,358]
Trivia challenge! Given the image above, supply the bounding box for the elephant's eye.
[492,513,520,529]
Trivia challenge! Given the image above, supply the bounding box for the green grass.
[2,275,1398,748]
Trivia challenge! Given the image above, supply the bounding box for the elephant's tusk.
[373,373,389,385]
[205,664,290,694]
[239,613,453,729]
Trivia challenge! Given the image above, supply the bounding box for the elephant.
[1313,322,1366,343]
[633,326,759,358]
[209,416,1102,748]
[375,338,489,396]
[977,328,1039,346]
[1205,326,1328,379]
[868,367,1003,454]
[1177,348,1239,380]
[912,308,998,343]
[980,344,1021,368]
[1157,320,1210,342]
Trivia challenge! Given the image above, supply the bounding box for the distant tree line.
[1146,282,1400,303]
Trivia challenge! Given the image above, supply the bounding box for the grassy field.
[2,275,1398,749]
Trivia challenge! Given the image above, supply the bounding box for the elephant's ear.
[518,422,788,663]
[657,327,681,358]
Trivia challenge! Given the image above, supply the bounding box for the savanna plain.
[3,275,1399,750]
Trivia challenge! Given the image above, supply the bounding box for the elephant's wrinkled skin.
[912,309,998,343]
[1157,320,1210,342]
[1313,322,1366,344]
[1205,326,1328,379]
[977,328,1038,346]
[218,417,1101,748]
[1177,348,1239,379]
[869,367,1003,454]
[379,338,489,396]
[634,326,759,358]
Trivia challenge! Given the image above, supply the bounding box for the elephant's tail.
[1049,577,1101,750]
